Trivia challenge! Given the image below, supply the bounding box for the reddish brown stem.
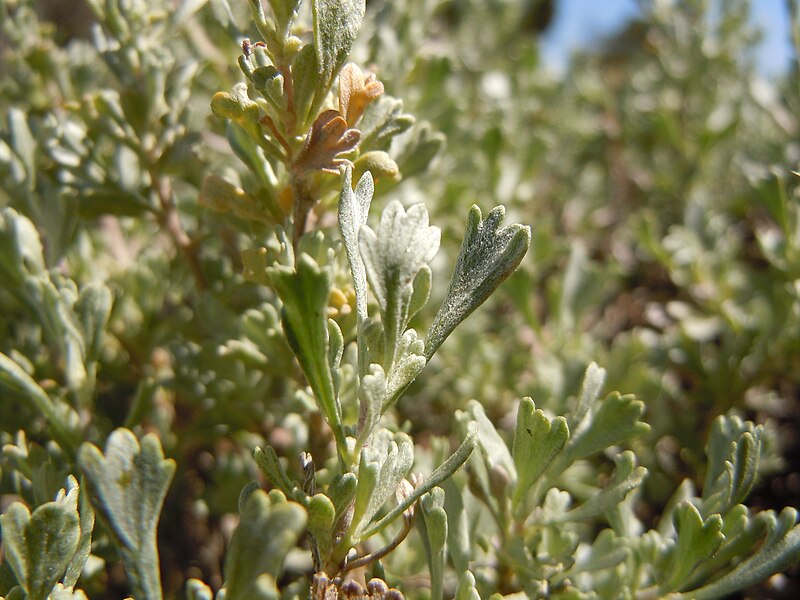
[150,169,208,290]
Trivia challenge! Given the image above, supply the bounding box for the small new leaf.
[702,416,762,515]
[384,329,426,411]
[664,502,724,592]
[559,392,650,468]
[419,488,448,600]
[569,362,606,432]
[556,451,646,523]
[356,363,386,446]
[360,200,440,365]
[294,110,361,175]
[223,489,306,600]
[308,493,337,560]
[455,571,482,600]
[351,430,414,538]
[466,400,516,485]
[512,397,569,512]
[254,445,298,496]
[687,508,800,600]
[339,165,374,323]
[361,427,477,540]
[426,205,530,359]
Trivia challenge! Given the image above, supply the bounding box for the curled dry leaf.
[295,110,362,175]
[339,63,384,127]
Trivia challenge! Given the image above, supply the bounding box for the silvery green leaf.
[327,472,357,520]
[442,478,470,574]
[569,362,606,432]
[171,0,208,28]
[308,493,336,559]
[559,393,650,468]
[338,165,374,323]
[62,477,95,588]
[0,498,80,600]
[408,266,432,322]
[419,488,448,600]
[359,96,415,151]
[360,200,440,365]
[454,571,481,600]
[356,363,386,446]
[658,479,696,538]
[396,123,446,178]
[686,508,800,600]
[563,529,629,577]
[353,151,399,182]
[361,427,477,539]
[269,255,346,455]
[702,415,762,515]
[24,277,87,398]
[311,0,365,110]
[0,208,45,286]
[351,430,414,538]
[464,400,516,485]
[78,429,176,600]
[328,318,344,392]
[0,352,82,455]
[384,328,426,411]
[7,109,35,187]
[223,489,306,600]
[290,44,319,131]
[426,205,531,359]
[75,284,112,369]
[555,452,646,523]
[251,65,285,110]
[512,397,569,512]
[254,445,298,496]
[663,502,724,592]
[359,317,385,369]
[265,0,301,37]
[680,505,760,590]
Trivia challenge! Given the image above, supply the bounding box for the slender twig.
[340,513,417,574]
[149,168,208,290]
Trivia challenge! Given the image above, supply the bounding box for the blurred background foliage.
[1,0,800,597]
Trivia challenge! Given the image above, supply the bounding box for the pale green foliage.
[78,430,176,599]
[1,0,800,598]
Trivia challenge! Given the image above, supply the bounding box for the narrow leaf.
[338,165,374,323]
[269,255,346,454]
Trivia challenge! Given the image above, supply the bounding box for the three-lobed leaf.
[512,397,569,512]
[426,205,530,359]
[78,429,175,600]
[223,489,306,600]
[0,500,80,600]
